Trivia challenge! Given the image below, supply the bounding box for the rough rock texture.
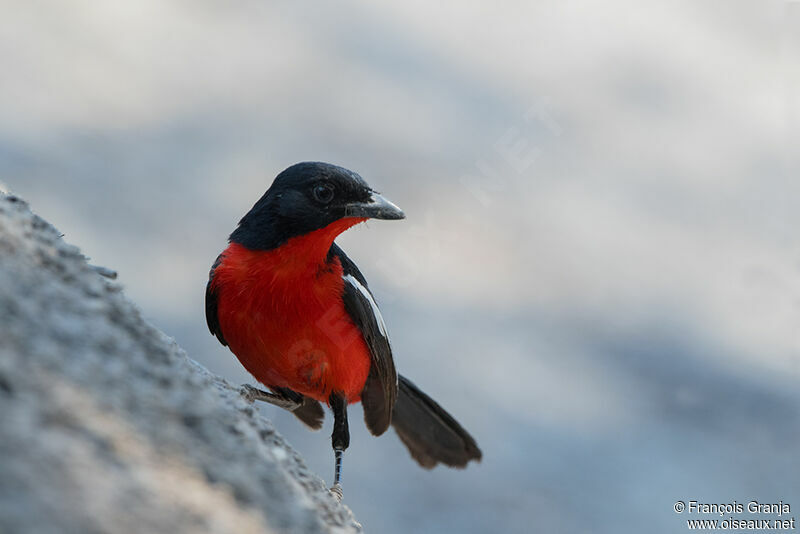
[0,194,362,534]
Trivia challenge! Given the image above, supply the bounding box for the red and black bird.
[205,162,481,497]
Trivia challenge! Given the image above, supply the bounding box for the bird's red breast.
[210,217,371,404]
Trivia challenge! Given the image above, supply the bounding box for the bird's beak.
[345,192,405,220]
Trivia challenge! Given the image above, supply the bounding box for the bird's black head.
[229,162,405,250]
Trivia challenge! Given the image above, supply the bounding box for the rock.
[0,194,362,534]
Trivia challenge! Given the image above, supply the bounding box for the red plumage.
[210,217,371,404]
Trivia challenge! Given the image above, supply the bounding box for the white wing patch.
[344,274,389,339]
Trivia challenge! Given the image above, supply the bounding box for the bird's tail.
[391,374,482,469]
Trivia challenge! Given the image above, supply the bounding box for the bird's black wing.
[329,243,398,436]
[206,253,227,347]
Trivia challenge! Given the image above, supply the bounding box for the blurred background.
[2,1,799,532]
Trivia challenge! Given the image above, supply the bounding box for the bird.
[205,162,481,498]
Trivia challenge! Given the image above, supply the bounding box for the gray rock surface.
[0,194,362,534]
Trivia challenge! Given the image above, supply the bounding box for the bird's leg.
[329,392,350,501]
[239,384,302,411]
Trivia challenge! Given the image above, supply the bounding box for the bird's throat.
[284,217,367,270]
[226,217,367,279]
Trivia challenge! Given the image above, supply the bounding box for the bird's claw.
[329,483,343,502]
[239,384,260,403]
[89,264,118,279]
[239,384,303,411]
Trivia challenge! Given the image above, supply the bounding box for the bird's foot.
[89,264,118,279]
[239,384,301,411]
[329,483,343,502]
[239,384,264,403]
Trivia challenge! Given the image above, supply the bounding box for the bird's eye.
[313,183,335,204]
